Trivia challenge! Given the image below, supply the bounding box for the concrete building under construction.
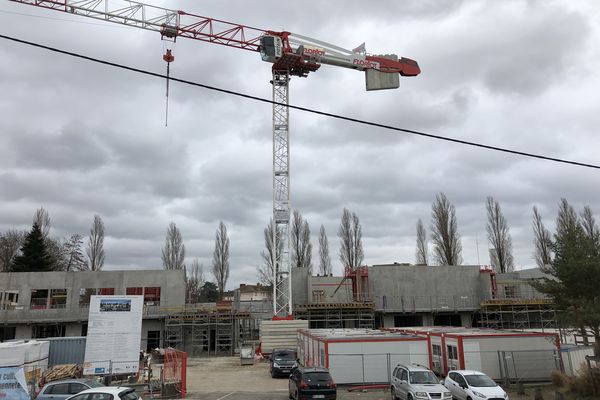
[0,265,559,356]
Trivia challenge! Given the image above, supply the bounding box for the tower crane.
[9,0,421,318]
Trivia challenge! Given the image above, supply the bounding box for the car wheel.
[390,387,396,400]
[407,394,413,400]
[466,397,472,400]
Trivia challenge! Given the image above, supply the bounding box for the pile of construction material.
[40,364,82,385]
[0,340,50,395]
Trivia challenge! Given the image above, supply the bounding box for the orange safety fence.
[163,347,187,398]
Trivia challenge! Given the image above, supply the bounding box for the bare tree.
[581,206,600,241]
[161,222,185,270]
[33,207,51,239]
[532,206,553,269]
[257,219,282,286]
[46,237,66,271]
[212,221,230,299]
[0,230,24,272]
[318,225,332,276]
[415,219,428,265]
[556,198,579,240]
[338,208,364,269]
[62,234,87,271]
[430,192,462,266]
[486,197,514,273]
[185,258,204,303]
[291,210,312,272]
[86,214,105,271]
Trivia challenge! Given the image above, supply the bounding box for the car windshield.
[409,371,438,384]
[274,351,296,361]
[305,372,332,383]
[119,389,139,400]
[465,374,497,387]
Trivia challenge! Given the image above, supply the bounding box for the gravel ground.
[185,357,562,400]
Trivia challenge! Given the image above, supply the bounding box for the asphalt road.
[186,389,393,400]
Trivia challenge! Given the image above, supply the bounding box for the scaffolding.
[477,299,557,331]
[164,307,257,357]
[293,302,375,329]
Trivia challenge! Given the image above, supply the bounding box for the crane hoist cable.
[162,49,174,127]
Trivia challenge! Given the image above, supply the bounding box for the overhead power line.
[1,33,599,171]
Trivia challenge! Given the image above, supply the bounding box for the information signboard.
[83,295,143,375]
[0,367,29,400]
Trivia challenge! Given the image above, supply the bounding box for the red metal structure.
[8,0,420,78]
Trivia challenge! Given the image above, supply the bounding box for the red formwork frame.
[164,347,187,398]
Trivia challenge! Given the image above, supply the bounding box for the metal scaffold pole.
[272,70,292,317]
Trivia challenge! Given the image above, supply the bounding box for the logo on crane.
[303,45,325,57]
[352,58,380,69]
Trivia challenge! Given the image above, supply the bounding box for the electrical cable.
[1,33,599,171]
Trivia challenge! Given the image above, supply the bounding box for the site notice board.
[84,295,143,375]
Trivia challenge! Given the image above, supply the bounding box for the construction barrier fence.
[11,349,187,399]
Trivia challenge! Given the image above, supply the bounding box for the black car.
[270,348,298,377]
[289,367,336,400]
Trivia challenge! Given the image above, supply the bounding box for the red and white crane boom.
[9,0,420,79]
[9,0,420,318]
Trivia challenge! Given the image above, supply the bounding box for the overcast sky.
[1,0,599,289]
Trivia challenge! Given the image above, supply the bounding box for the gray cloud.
[0,0,599,289]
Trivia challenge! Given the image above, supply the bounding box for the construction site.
[1,1,599,399]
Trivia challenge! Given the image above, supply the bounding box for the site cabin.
[391,327,561,381]
[297,328,429,384]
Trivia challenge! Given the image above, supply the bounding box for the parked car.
[65,386,142,400]
[289,366,336,400]
[391,363,452,400]
[36,379,104,400]
[443,370,508,400]
[270,348,298,377]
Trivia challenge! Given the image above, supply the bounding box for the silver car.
[36,379,104,400]
[391,364,452,400]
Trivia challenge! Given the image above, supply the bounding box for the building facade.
[0,269,186,349]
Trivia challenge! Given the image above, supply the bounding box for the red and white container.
[297,328,429,384]
[390,327,561,380]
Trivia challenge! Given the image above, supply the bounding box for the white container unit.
[297,329,429,384]
[394,327,561,381]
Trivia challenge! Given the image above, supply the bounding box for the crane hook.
[163,49,175,127]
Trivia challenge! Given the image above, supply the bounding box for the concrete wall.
[496,267,548,300]
[291,267,310,305]
[308,275,353,303]
[0,270,185,325]
[368,264,491,312]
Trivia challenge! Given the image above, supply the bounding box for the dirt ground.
[185,357,565,400]
[186,356,287,393]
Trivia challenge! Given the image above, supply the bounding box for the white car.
[65,386,142,400]
[443,370,508,400]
